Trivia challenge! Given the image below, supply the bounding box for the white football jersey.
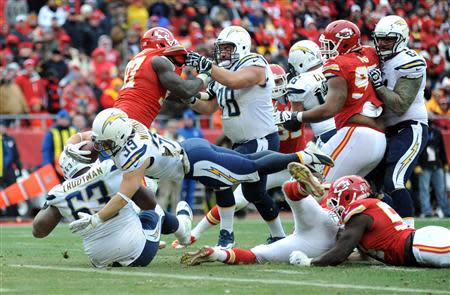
[209,53,278,144]
[286,67,336,137]
[113,119,185,182]
[46,160,146,267]
[381,49,428,127]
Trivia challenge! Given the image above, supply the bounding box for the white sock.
[174,215,189,240]
[213,247,228,262]
[266,216,286,238]
[218,205,235,233]
[404,218,415,229]
[191,217,213,239]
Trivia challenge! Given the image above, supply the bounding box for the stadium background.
[0,0,449,218]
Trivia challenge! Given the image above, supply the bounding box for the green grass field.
[1,217,450,295]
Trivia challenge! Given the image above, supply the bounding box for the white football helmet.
[91,108,133,155]
[288,40,322,76]
[59,150,91,179]
[373,15,409,59]
[214,26,252,68]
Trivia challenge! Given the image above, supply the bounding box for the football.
[80,141,99,163]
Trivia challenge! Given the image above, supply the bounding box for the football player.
[369,15,428,228]
[173,62,338,248]
[172,65,306,248]
[275,20,387,182]
[181,26,332,247]
[180,163,340,266]
[113,27,208,128]
[275,40,337,148]
[289,175,450,268]
[66,108,334,236]
[32,151,193,267]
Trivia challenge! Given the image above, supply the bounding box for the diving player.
[32,151,193,267]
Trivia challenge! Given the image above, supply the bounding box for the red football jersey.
[115,48,182,128]
[341,198,415,266]
[322,46,382,129]
[274,100,305,154]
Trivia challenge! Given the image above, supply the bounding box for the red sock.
[282,181,306,201]
[225,248,257,264]
[206,206,220,225]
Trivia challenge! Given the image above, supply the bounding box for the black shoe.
[217,229,235,249]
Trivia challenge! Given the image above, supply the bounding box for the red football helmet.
[319,20,361,59]
[269,64,287,99]
[141,27,187,65]
[326,175,372,218]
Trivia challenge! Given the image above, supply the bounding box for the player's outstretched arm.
[211,65,266,89]
[97,159,149,222]
[152,56,204,99]
[293,77,347,124]
[311,214,371,266]
[371,74,423,116]
[32,205,62,238]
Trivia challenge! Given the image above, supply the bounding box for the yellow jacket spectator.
[426,89,450,116]
[127,0,149,30]
[41,109,77,168]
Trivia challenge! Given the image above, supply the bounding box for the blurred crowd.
[1,0,450,217]
[1,0,449,124]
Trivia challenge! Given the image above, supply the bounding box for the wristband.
[197,73,210,87]
[296,112,304,123]
[91,213,103,227]
[118,192,132,203]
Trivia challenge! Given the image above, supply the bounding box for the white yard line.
[8,264,450,294]
[370,265,421,272]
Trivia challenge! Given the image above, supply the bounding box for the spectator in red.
[29,98,53,129]
[61,71,97,119]
[90,47,116,90]
[423,43,446,87]
[100,78,123,109]
[97,35,120,66]
[10,15,31,42]
[15,58,46,109]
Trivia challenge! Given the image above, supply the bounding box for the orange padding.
[0,164,60,208]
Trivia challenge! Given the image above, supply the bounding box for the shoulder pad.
[393,51,426,78]
[235,54,267,70]
[121,144,148,171]
[342,201,368,224]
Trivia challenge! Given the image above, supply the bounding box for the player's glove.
[69,212,102,234]
[185,51,201,67]
[186,51,213,75]
[273,110,293,125]
[368,67,383,89]
[289,250,312,267]
[64,141,92,163]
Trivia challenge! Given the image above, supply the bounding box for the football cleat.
[265,236,285,244]
[288,162,325,199]
[175,201,193,246]
[171,235,197,249]
[302,141,334,167]
[180,246,216,266]
[217,229,235,249]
